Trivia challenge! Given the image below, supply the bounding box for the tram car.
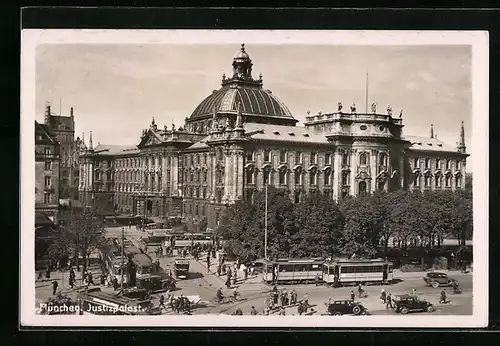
[322,258,393,287]
[263,258,324,284]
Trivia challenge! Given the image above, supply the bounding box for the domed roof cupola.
[232,44,253,80]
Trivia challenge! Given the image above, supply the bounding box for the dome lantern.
[232,43,253,80]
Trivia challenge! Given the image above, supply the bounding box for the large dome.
[190,85,293,120]
[189,44,295,123]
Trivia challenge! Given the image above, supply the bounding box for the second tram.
[323,258,393,287]
[263,258,324,284]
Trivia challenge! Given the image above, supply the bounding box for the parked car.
[325,299,368,316]
[423,272,456,288]
[392,294,435,314]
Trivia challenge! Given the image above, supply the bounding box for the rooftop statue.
[371,102,377,113]
[338,102,343,112]
[350,103,356,113]
[387,104,393,116]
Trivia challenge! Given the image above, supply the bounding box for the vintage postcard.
[20,29,488,328]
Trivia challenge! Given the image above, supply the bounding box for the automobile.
[423,272,456,288]
[174,259,190,279]
[392,294,435,314]
[136,273,176,293]
[325,299,368,316]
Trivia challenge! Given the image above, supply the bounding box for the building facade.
[42,103,82,201]
[78,44,469,229]
[35,121,60,222]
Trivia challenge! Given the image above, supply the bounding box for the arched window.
[359,152,368,165]
[446,159,451,170]
[264,150,271,162]
[445,174,451,187]
[425,174,431,187]
[435,159,441,169]
[413,173,420,187]
[309,168,317,185]
[310,152,317,165]
[359,181,367,195]
[455,174,461,188]
[246,151,255,161]
[379,153,387,166]
[425,158,430,169]
[435,173,441,188]
[413,157,419,169]
[246,168,255,184]
[324,170,332,185]
[279,168,287,185]
[456,160,461,170]
[294,169,302,185]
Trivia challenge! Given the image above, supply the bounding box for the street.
[35,226,473,317]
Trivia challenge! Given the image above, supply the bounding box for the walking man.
[51,279,58,295]
[380,289,387,304]
[350,290,355,301]
[159,294,167,312]
[386,292,393,309]
[440,289,447,304]
[206,254,211,274]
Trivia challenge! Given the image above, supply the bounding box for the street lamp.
[264,171,268,260]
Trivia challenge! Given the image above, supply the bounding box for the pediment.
[138,130,163,147]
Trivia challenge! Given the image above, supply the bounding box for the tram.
[263,258,324,284]
[322,258,393,287]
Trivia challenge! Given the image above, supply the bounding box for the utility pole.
[121,227,125,291]
[264,173,268,260]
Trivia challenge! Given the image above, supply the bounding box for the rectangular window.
[324,171,331,185]
[246,151,255,161]
[413,158,419,169]
[44,148,52,155]
[456,160,461,170]
[246,170,255,184]
[44,161,51,170]
[44,176,51,186]
[202,187,207,198]
[279,150,287,163]
[295,152,302,164]
[342,172,349,186]
[44,193,51,204]
[342,152,349,165]
[196,187,200,198]
[446,160,451,170]
[325,153,331,165]
[264,150,271,162]
[310,152,317,165]
[203,171,208,182]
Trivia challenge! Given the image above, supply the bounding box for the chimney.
[70,107,74,117]
[44,102,51,125]
[430,124,434,139]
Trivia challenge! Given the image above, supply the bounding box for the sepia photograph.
[20,29,488,328]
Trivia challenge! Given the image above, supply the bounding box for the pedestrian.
[100,273,106,286]
[380,289,387,304]
[292,290,297,305]
[412,288,417,297]
[440,289,447,304]
[282,289,287,306]
[51,279,58,295]
[88,272,94,285]
[244,267,248,280]
[302,293,309,309]
[129,221,132,229]
[250,306,258,315]
[386,292,393,309]
[298,302,304,316]
[173,297,180,313]
[315,273,320,286]
[217,264,221,276]
[45,268,51,280]
[112,276,119,291]
[37,269,43,281]
[350,290,355,301]
[288,290,293,305]
[279,306,286,315]
[234,308,243,315]
[69,276,75,289]
[225,277,231,289]
[159,294,166,311]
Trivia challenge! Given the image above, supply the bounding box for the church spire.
[430,124,434,139]
[232,43,253,80]
[457,121,466,153]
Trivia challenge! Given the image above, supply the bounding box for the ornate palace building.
[78,44,469,229]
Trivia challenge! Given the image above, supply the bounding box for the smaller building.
[35,120,60,222]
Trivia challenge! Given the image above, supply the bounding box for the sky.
[35,44,472,153]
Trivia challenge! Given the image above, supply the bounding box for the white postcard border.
[20,29,489,328]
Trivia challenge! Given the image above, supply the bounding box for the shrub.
[400,264,427,272]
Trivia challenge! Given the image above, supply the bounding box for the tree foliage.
[50,207,107,272]
[218,188,473,261]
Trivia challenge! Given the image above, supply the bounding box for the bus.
[77,287,160,315]
[263,258,324,284]
[323,258,393,287]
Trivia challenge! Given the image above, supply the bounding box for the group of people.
[157,290,192,314]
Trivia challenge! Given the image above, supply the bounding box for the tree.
[465,173,473,192]
[219,187,295,260]
[339,194,380,257]
[290,191,344,258]
[54,208,107,273]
